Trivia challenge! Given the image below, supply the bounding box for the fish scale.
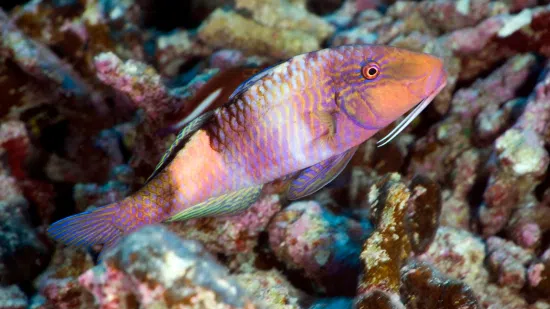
[47,45,447,257]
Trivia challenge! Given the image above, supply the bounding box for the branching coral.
[4,0,550,308]
[480,59,550,238]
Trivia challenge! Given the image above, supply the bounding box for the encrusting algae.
[1,0,550,308]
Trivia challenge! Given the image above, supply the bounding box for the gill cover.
[339,88,379,129]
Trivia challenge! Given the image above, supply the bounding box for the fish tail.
[47,203,122,251]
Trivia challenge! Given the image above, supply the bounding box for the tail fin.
[47,203,122,251]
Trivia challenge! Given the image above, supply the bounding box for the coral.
[406,175,442,254]
[0,175,22,202]
[155,29,211,78]
[79,225,257,308]
[440,149,481,229]
[73,165,134,212]
[506,204,550,250]
[447,4,550,81]
[503,0,539,12]
[0,285,27,309]
[419,227,532,308]
[415,0,508,33]
[330,15,394,46]
[197,8,320,59]
[94,52,180,121]
[0,196,49,285]
[0,120,30,180]
[0,7,106,117]
[92,51,211,172]
[323,0,360,29]
[515,59,550,141]
[233,269,304,309]
[5,0,550,307]
[486,236,535,290]
[0,121,58,225]
[479,59,550,237]
[268,199,372,294]
[235,0,336,41]
[167,194,282,258]
[34,246,96,309]
[400,260,479,309]
[408,53,536,186]
[355,173,411,309]
[417,227,488,287]
[527,248,550,299]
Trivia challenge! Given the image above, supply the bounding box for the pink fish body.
[48,45,447,257]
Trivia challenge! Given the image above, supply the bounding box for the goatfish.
[48,44,447,258]
[157,67,269,137]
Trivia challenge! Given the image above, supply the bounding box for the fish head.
[335,45,447,132]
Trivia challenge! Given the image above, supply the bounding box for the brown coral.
[406,175,442,254]
[356,173,410,306]
[400,260,480,309]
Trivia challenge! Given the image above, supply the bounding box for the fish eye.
[362,62,380,80]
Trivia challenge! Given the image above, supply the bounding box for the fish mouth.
[376,78,447,147]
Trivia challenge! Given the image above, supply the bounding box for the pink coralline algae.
[268,199,372,294]
[233,270,305,309]
[447,4,550,80]
[34,246,96,309]
[412,0,508,33]
[418,227,537,309]
[79,225,257,309]
[94,52,181,122]
[528,248,550,299]
[486,236,535,290]
[479,59,550,238]
[5,0,550,308]
[167,194,282,258]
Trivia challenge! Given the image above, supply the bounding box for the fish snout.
[422,55,448,96]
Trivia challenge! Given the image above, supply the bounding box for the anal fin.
[287,145,359,200]
[165,185,263,222]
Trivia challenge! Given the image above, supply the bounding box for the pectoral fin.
[287,145,359,200]
[165,185,263,222]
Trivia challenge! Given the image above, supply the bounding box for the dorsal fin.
[159,67,271,137]
[228,61,284,101]
[145,110,215,184]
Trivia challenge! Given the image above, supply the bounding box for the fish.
[157,67,270,137]
[47,44,447,258]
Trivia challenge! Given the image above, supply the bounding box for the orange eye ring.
[362,62,381,80]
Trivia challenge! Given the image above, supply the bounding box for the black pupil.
[368,67,378,76]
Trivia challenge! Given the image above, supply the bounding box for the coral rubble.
[79,225,257,308]
[2,0,550,308]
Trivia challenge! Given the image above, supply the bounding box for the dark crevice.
[0,0,28,11]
